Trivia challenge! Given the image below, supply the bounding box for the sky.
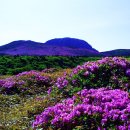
[0,0,130,52]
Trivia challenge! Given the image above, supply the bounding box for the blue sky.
[0,0,130,52]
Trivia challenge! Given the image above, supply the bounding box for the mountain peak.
[44,37,98,52]
[0,37,99,56]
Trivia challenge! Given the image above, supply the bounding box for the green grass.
[0,56,101,75]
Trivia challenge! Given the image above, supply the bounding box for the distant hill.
[0,37,129,56]
[0,38,100,56]
[101,49,130,56]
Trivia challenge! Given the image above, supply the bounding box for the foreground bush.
[54,57,130,96]
[33,88,130,130]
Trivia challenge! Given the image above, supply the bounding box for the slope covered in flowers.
[0,57,130,129]
[33,57,130,130]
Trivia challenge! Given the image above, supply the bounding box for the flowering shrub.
[32,88,130,130]
[54,57,130,95]
[0,70,52,94]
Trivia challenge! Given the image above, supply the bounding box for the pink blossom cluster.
[55,76,69,89]
[55,57,130,90]
[72,57,129,76]
[0,77,24,89]
[32,88,130,129]
[0,70,51,94]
